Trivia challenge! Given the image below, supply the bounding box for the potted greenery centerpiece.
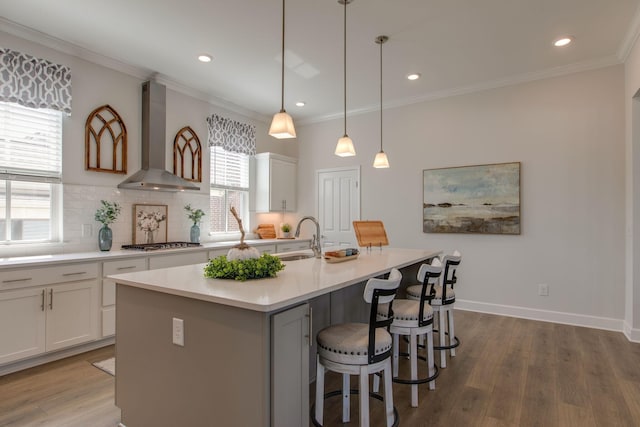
[281,223,291,238]
[203,206,285,281]
[94,200,121,251]
[184,204,205,243]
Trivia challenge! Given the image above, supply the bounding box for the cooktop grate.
[121,242,201,251]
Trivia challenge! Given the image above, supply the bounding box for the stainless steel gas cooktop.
[121,242,201,251]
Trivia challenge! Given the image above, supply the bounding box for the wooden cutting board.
[256,224,276,239]
[353,220,389,247]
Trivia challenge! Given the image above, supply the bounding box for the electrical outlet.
[538,284,549,296]
[82,224,92,237]
[172,317,184,346]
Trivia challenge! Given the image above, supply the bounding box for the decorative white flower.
[137,210,166,232]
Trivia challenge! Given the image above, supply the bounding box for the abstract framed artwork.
[423,162,521,234]
[133,204,168,244]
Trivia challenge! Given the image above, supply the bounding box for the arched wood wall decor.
[173,126,202,182]
[85,104,127,174]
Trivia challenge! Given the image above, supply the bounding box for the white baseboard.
[456,299,629,337]
[0,336,115,376]
[623,321,640,342]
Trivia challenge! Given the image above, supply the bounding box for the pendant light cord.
[280,0,286,112]
[379,38,383,152]
[343,0,347,136]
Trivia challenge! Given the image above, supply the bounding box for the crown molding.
[618,3,640,62]
[0,17,268,124]
[298,55,622,126]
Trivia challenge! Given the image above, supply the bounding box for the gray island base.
[112,248,440,427]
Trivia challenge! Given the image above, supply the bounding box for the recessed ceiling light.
[198,54,213,63]
[407,73,421,81]
[553,36,573,47]
[295,101,305,107]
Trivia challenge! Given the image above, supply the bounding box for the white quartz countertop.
[0,239,308,269]
[109,248,440,312]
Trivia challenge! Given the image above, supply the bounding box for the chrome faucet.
[294,216,322,258]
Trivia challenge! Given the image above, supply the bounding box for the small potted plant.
[184,204,205,243]
[94,200,121,251]
[281,223,292,238]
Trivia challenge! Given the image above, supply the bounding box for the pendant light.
[335,0,356,157]
[269,0,296,139]
[373,35,390,168]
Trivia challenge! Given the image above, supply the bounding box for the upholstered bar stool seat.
[313,269,402,427]
[317,324,393,365]
[376,263,441,407]
[406,252,461,368]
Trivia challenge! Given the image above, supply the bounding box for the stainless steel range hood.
[118,81,199,191]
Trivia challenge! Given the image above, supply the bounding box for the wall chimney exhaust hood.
[118,81,199,192]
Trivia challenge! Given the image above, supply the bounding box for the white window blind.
[0,101,63,182]
[210,146,249,189]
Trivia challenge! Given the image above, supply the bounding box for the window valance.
[0,48,72,115]
[206,114,256,156]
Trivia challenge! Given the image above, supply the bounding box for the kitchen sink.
[278,253,315,261]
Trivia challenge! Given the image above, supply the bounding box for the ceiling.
[1,0,639,124]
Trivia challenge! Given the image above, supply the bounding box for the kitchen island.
[111,247,440,427]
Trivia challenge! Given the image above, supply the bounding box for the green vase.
[98,225,113,251]
[190,224,200,243]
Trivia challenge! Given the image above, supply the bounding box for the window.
[210,146,250,233]
[0,101,63,243]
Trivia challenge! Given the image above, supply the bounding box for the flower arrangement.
[184,204,205,225]
[94,200,121,226]
[137,210,166,233]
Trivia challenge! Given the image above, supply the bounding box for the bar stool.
[406,251,461,368]
[375,262,441,407]
[312,268,402,427]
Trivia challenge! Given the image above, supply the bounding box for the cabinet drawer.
[276,241,310,253]
[1,262,98,291]
[258,244,277,255]
[103,258,147,277]
[208,248,229,259]
[148,251,209,270]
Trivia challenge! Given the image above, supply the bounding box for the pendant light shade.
[373,150,389,168]
[269,111,296,139]
[335,0,356,157]
[336,135,356,157]
[269,0,296,139]
[373,35,389,168]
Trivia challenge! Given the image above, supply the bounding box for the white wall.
[297,65,626,328]
[624,32,640,339]
[1,31,297,256]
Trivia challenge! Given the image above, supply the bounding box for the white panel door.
[317,167,360,249]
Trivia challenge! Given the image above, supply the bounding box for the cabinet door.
[271,303,310,427]
[148,251,208,270]
[45,281,98,352]
[270,158,297,211]
[0,287,46,364]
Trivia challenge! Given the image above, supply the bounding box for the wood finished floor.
[1,311,640,426]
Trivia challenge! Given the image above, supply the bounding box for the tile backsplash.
[63,184,212,253]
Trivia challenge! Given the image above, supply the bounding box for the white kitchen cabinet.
[258,244,276,254]
[276,241,311,253]
[0,262,99,365]
[45,280,99,352]
[0,287,46,364]
[148,251,208,270]
[102,257,148,337]
[255,152,297,212]
[271,303,310,427]
[208,248,229,259]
